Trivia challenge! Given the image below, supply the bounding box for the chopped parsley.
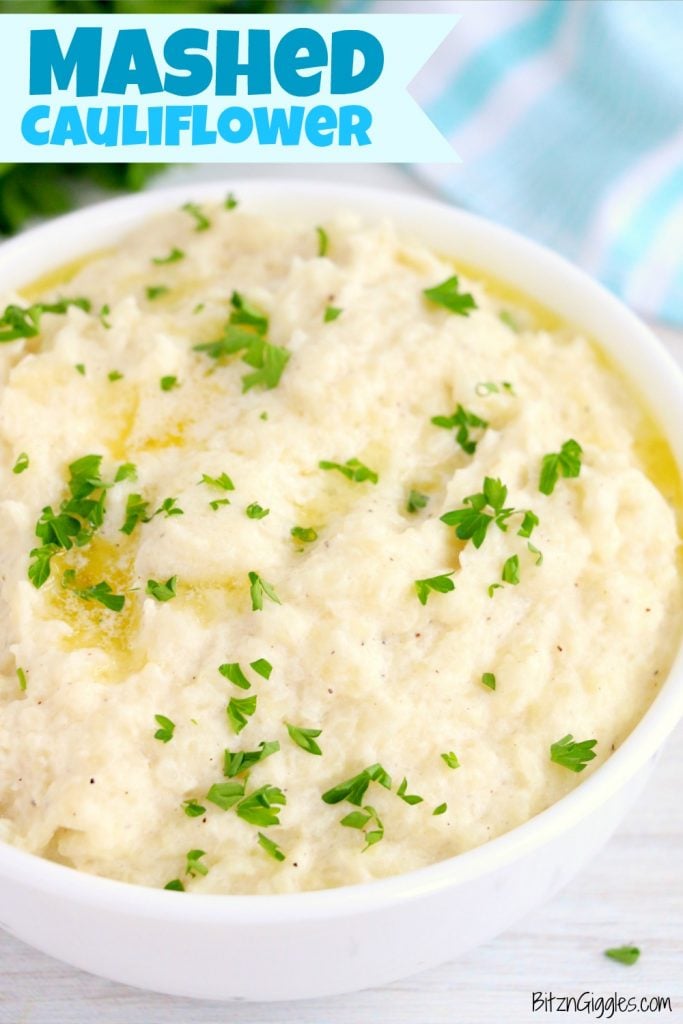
[146,577,178,602]
[406,489,429,514]
[224,740,280,778]
[527,541,544,566]
[340,804,384,851]
[185,849,208,877]
[324,305,342,322]
[154,714,175,743]
[246,502,270,520]
[227,694,257,734]
[107,370,123,382]
[225,192,238,210]
[207,780,245,810]
[164,879,185,892]
[415,571,455,606]
[475,380,516,397]
[99,305,111,330]
[194,291,290,392]
[257,832,285,862]
[210,499,230,511]
[16,667,27,692]
[322,763,392,806]
[440,477,539,549]
[316,225,329,257]
[319,458,378,484]
[396,778,423,805]
[433,803,448,816]
[121,494,149,536]
[75,363,86,376]
[291,525,318,543]
[423,275,477,317]
[539,439,583,495]
[12,452,29,474]
[550,734,597,773]
[62,572,125,612]
[219,662,252,690]
[114,462,137,483]
[153,247,185,265]
[431,404,488,455]
[286,722,323,756]
[182,201,210,232]
[160,375,178,391]
[236,784,286,827]
[250,658,272,680]
[248,571,281,611]
[146,285,169,301]
[0,297,91,343]
[441,751,460,770]
[481,672,496,691]
[501,554,520,585]
[200,472,234,492]
[604,946,640,966]
[183,799,206,817]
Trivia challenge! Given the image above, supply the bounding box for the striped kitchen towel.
[341,0,683,325]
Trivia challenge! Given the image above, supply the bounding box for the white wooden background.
[0,165,681,1024]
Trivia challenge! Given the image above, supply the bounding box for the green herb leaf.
[527,541,544,566]
[107,370,123,382]
[291,525,318,543]
[257,831,285,861]
[248,571,281,612]
[550,733,597,773]
[146,576,178,602]
[182,202,210,232]
[223,740,280,778]
[164,879,185,892]
[414,571,455,606]
[183,799,206,818]
[340,804,384,851]
[185,848,208,877]
[227,694,257,734]
[206,780,245,811]
[12,452,29,474]
[219,662,252,690]
[539,439,583,495]
[286,722,323,756]
[406,489,429,514]
[0,297,91,343]
[250,658,272,680]
[441,477,538,549]
[66,578,125,613]
[153,247,184,265]
[501,554,520,585]
[209,498,231,511]
[481,672,496,691]
[316,225,329,257]
[16,667,27,692]
[324,305,342,322]
[153,497,184,519]
[121,493,150,536]
[225,192,238,210]
[396,778,423,805]
[604,945,640,966]
[246,502,270,520]
[75,363,86,376]
[322,763,392,807]
[146,285,169,301]
[114,462,137,483]
[160,375,178,391]
[236,784,286,827]
[423,275,477,317]
[154,714,175,743]
[433,803,448,816]
[441,751,460,769]
[200,472,234,492]
[431,404,488,455]
[499,310,519,332]
[319,458,378,484]
[475,380,516,396]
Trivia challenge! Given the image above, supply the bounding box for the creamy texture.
[0,203,680,894]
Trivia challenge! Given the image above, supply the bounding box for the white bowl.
[0,182,682,1002]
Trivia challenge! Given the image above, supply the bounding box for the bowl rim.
[0,178,682,923]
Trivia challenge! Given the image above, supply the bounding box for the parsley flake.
[0,297,91,343]
[257,831,285,861]
[164,879,184,892]
[146,577,178,602]
[550,734,597,773]
[63,574,125,612]
[227,694,257,734]
[501,554,520,585]
[246,502,270,520]
[248,571,281,611]
[286,722,323,756]
[153,247,184,265]
[604,946,640,966]
[146,285,169,301]
[182,202,210,232]
[433,803,448,816]
[322,763,392,807]
[316,226,329,257]
[440,477,539,549]
[539,439,583,495]
[236,784,286,827]
[250,658,272,680]
[224,740,280,778]
[475,380,516,396]
[291,525,318,543]
[183,799,206,818]
[16,667,27,692]
[431,404,488,455]
[114,462,137,483]
[160,375,178,391]
[12,452,29,474]
[207,780,245,810]
[319,458,378,484]
[341,804,384,851]
[185,849,208,877]
[154,714,175,743]
[121,493,149,536]
[406,489,429,514]
[107,370,123,382]
[481,672,496,691]
[219,662,252,690]
[194,293,289,392]
[324,305,342,322]
[396,778,423,805]
[200,472,234,492]
[415,571,455,606]
[441,751,460,770]
[225,192,238,210]
[423,275,477,316]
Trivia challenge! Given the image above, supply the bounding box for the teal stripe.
[600,167,683,294]
[426,0,568,138]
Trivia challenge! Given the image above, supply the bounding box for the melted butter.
[451,259,565,333]
[21,249,113,301]
[47,537,145,678]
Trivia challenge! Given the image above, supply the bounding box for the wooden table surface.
[0,165,681,1024]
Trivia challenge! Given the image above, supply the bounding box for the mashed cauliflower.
[0,200,680,893]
